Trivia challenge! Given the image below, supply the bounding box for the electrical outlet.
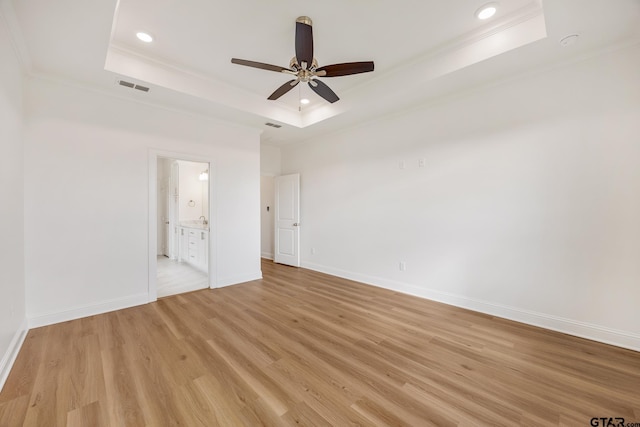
[399,160,405,170]
[311,247,317,255]
[399,261,406,271]
[418,158,426,168]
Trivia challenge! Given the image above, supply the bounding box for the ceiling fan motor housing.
[296,16,313,26]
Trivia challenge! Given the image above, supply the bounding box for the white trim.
[148,150,217,301]
[261,252,274,260]
[301,261,640,352]
[0,318,28,393]
[28,293,148,329]
[216,272,262,288]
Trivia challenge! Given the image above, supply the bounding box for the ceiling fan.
[231,16,374,104]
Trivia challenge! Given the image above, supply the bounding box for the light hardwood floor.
[1,260,639,426]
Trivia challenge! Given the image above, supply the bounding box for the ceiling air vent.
[265,122,282,128]
[117,79,150,93]
[118,80,135,88]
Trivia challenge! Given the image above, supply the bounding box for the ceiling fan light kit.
[231,16,375,104]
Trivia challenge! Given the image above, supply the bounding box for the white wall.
[260,145,281,259]
[261,144,281,176]
[177,160,208,221]
[260,176,275,258]
[0,13,27,390]
[24,78,262,326]
[281,45,640,350]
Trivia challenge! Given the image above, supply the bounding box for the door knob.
[293,223,300,227]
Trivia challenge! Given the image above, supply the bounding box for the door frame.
[148,149,216,302]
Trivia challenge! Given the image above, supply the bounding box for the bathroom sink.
[179,220,209,230]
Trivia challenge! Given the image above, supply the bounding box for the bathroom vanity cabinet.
[178,225,209,272]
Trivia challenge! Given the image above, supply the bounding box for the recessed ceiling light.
[136,32,153,43]
[300,98,310,105]
[475,3,498,20]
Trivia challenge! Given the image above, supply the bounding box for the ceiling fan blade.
[231,58,290,73]
[316,61,375,77]
[308,79,339,103]
[268,79,300,100]
[295,20,314,69]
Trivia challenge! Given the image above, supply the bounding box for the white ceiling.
[3,0,640,146]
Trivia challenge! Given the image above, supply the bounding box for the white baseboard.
[261,252,274,260]
[216,271,262,288]
[301,261,640,352]
[28,293,149,329]
[0,317,28,393]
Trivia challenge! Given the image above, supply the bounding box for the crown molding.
[0,0,33,74]
[26,71,263,135]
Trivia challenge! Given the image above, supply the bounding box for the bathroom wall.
[177,160,209,222]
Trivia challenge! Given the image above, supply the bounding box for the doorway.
[274,173,300,267]
[149,152,214,301]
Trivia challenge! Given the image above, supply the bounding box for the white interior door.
[274,174,300,267]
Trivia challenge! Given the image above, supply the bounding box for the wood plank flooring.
[1,259,639,426]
